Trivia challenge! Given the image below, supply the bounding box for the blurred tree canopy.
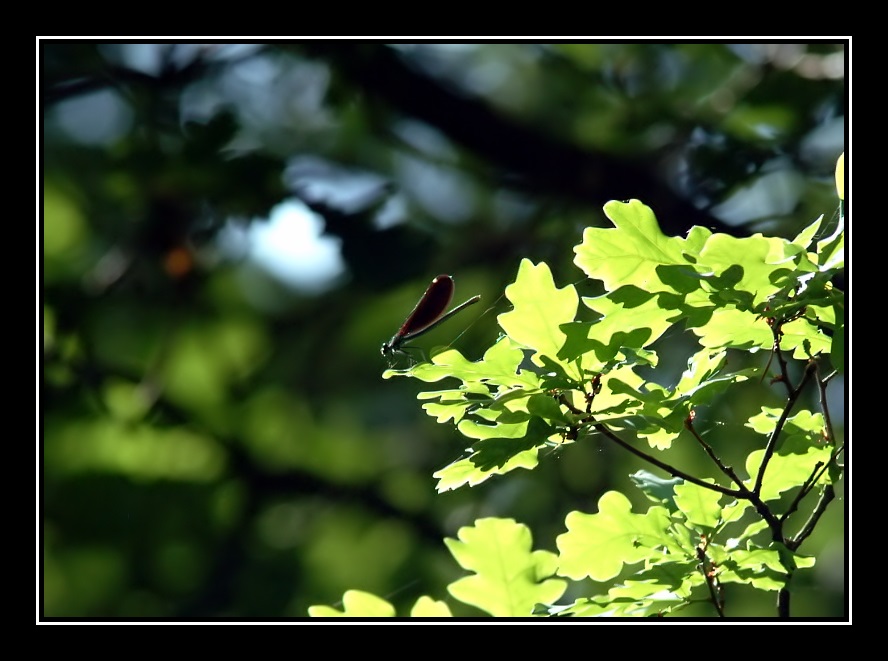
[42,41,846,619]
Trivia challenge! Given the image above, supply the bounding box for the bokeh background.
[42,42,846,619]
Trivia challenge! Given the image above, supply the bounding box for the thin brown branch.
[817,363,837,444]
[589,419,744,498]
[787,484,837,551]
[685,417,750,493]
[696,545,725,618]
[560,393,784,533]
[753,360,818,495]
[780,461,826,524]
[771,337,795,396]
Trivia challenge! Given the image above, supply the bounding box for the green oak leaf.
[497,259,578,369]
[445,518,566,616]
[557,491,677,581]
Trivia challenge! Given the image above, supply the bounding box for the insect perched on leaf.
[381,274,480,361]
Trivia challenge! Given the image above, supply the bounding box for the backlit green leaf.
[445,518,566,616]
[497,259,579,368]
[557,491,676,581]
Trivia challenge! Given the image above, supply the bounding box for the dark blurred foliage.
[42,41,846,619]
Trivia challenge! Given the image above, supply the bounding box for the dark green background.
[42,42,846,618]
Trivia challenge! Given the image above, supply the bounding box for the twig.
[817,363,836,444]
[559,391,784,532]
[696,544,725,617]
[753,360,818,496]
[588,418,744,498]
[787,484,836,551]
[685,416,749,492]
[558,391,744,496]
[780,461,825,523]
